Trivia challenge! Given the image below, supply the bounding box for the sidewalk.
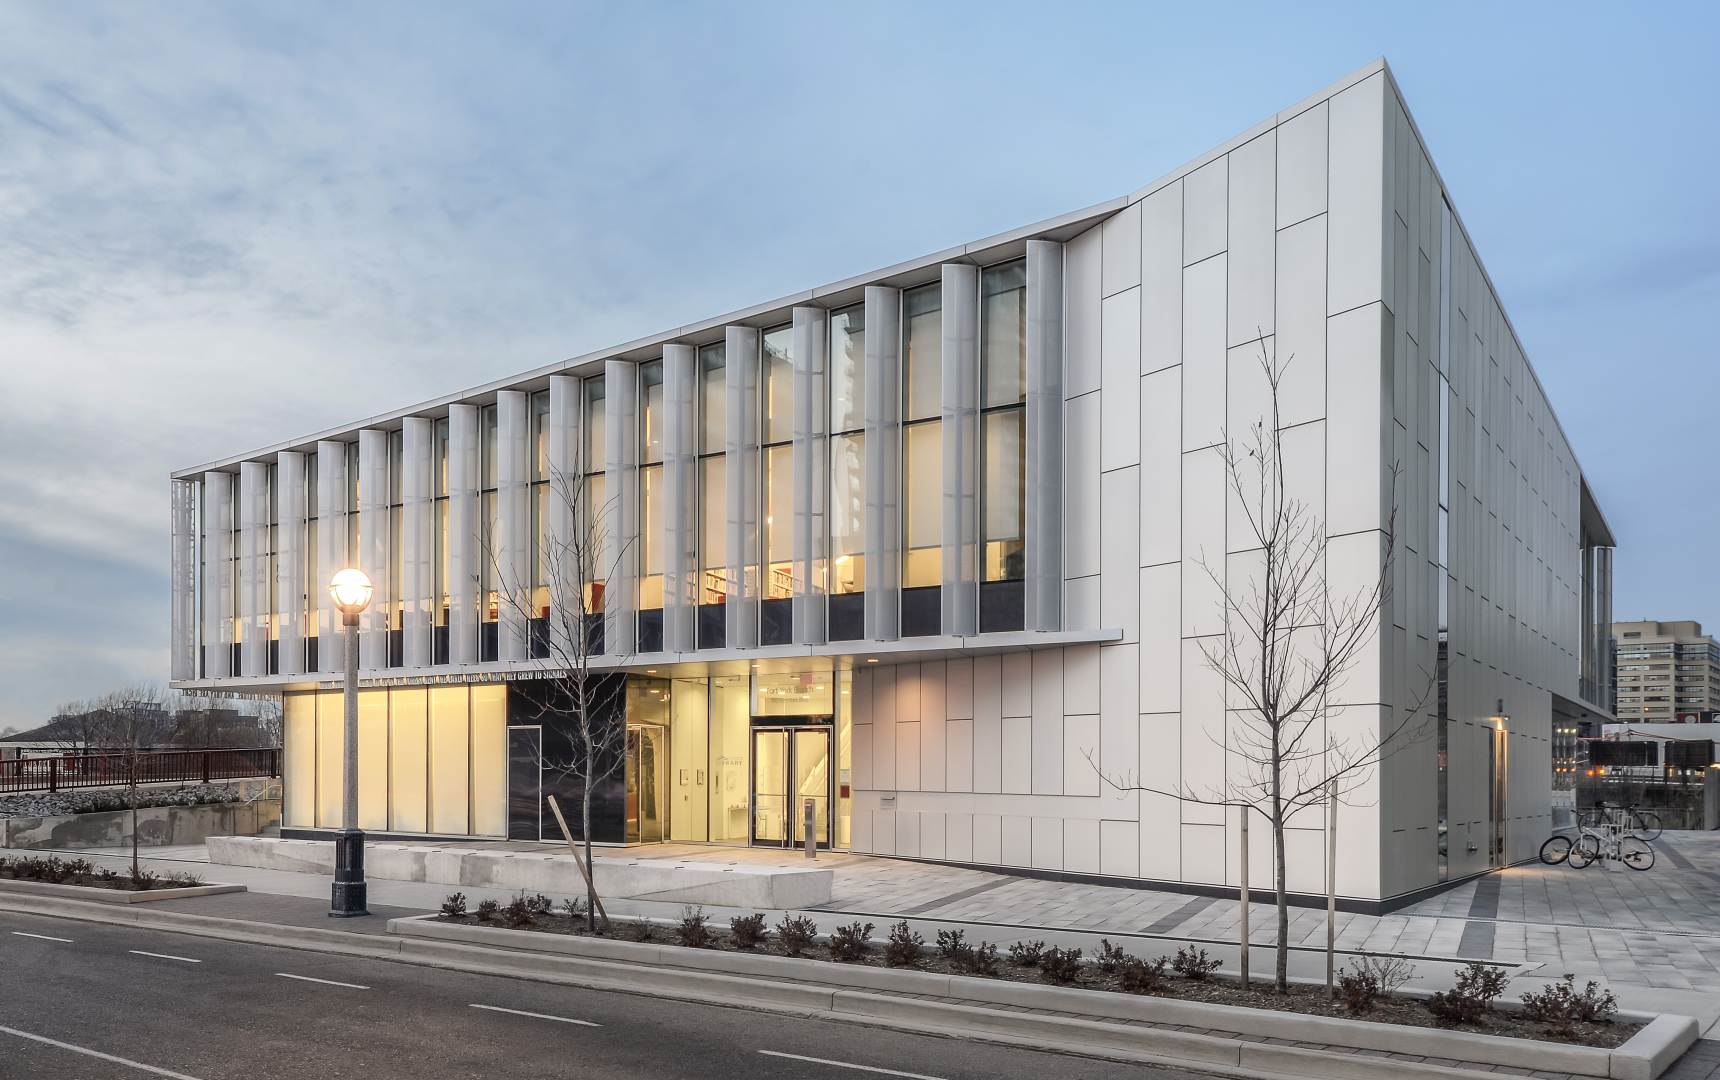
[51,832,1720,1033]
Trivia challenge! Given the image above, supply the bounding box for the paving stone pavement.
[598,831,1720,998]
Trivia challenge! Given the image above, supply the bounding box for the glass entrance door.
[751,727,831,848]
[626,724,668,844]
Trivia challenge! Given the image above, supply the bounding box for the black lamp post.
[328,567,373,918]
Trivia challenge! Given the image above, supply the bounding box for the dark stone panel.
[902,586,940,638]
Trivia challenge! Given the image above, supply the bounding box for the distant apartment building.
[1612,620,1720,723]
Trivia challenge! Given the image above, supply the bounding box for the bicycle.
[1568,807,1654,871]
[1577,802,1662,842]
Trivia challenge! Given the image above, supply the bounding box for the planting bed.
[0,854,205,892]
[433,897,1637,1050]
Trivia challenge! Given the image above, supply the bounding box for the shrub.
[503,894,536,928]
[1338,964,1382,1014]
[729,913,769,950]
[935,928,967,959]
[475,898,501,923]
[440,892,468,918]
[1097,939,1129,974]
[883,921,925,969]
[776,914,818,957]
[1428,961,1510,1026]
[1008,940,1046,968]
[1039,946,1083,985]
[676,907,712,949]
[829,921,874,962]
[1172,946,1221,980]
[528,893,554,916]
[1520,975,1618,1036]
[561,897,586,919]
[1341,955,1417,1012]
[1117,956,1168,995]
[128,868,161,891]
[964,942,1001,977]
[624,919,656,942]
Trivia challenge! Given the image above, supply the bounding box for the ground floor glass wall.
[284,670,850,848]
[282,685,506,837]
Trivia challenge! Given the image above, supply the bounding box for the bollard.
[804,799,817,859]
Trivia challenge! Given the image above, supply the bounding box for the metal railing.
[0,748,280,794]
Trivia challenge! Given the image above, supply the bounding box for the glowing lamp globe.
[329,568,374,616]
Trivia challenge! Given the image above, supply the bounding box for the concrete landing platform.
[205,835,833,909]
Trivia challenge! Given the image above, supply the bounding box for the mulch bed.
[435,911,1637,1049]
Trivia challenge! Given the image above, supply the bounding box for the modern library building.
[169,60,1616,909]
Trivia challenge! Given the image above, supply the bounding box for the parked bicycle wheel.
[1630,811,1662,842]
[1621,837,1655,871]
[1539,835,1573,865]
[1568,834,1600,868]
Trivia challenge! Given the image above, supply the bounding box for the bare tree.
[1095,341,1432,993]
[78,686,181,880]
[488,463,635,931]
[45,699,107,756]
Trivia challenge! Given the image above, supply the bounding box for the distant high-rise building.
[1612,620,1720,723]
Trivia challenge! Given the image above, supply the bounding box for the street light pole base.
[328,827,369,918]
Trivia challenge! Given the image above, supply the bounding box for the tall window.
[583,376,608,652]
[266,463,280,675]
[432,419,449,664]
[828,305,865,641]
[697,343,726,648]
[479,403,499,662]
[761,326,794,646]
[638,361,665,652]
[388,429,404,666]
[529,391,550,658]
[345,446,359,569]
[304,450,319,670]
[901,284,942,637]
[979,260,1026,632]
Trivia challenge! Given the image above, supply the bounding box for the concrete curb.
[0,894,1695,1080]
[387,914,1695,1080]
[0,878,246,904]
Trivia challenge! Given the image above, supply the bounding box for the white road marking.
[0,1023,205,1079]
[757,1050,948,1080]
[130,949,202,964]
[468,1003,600,1027]
[275,972,369,989]
[9,931,72,943]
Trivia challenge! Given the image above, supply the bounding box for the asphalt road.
[0,910,1220,1080]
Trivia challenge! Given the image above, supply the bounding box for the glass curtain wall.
[697,343,727,648]
[433,420,450,664]
[901,284,942,637]
[583,376,608,653]
[479,404,499,662]
[979,260,1027,632]
[639,361,666,652]
[388,430,404,666]
[828,306,866,640]
[529,391,551,658]
[762,326,794,645]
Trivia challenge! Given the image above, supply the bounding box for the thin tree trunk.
[582,783,597,932]
[1274,814,1288,993]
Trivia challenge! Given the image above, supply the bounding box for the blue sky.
[0,2,1715,730]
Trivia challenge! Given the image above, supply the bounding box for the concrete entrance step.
[205,835,832,908]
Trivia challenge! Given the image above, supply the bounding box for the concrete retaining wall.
[2,799,281,850]
[207,835,832,908]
